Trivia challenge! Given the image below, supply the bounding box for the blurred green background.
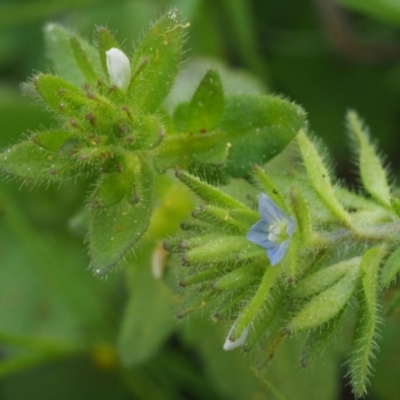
[1,0,400,399]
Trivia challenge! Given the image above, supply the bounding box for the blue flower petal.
[258,193,285,224]
[246,193,295,266]
[246,219,270,248]
[267,239,290,266]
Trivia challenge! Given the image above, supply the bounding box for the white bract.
[106,48,131,92]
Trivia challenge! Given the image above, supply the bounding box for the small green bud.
[182,236,261,266]
[212,262,263,291]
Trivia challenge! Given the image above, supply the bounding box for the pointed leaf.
[31,130,80,153]
[44,23,86,86]
[292,257,361,299]
[347,111,391,208]
[287,265,360,332]
[89,158,154,275]
[186,69,224,134]
[44,24,102,86]
[0,141,77,181]
[34,74,87,117]
[175,169,247,209]
[96,26,121,78]
[192,205,248,234]
[349,298,379,397]
[221,95,305,177]
[297,130,353,227]
[89,197,152,276]
[183,235,259,266]
[70,36,99,84]
[230,266,280,341]
[212,262,263,291]
[128,9,187,112]
[381,245,400,288]
[34,74,125,134]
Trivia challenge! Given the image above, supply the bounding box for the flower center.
[267,220,289,244]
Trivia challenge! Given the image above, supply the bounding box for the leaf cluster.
[167,112,400,398]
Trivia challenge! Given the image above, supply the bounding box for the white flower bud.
[106,48,131,91]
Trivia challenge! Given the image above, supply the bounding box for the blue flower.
[246,193,295,266]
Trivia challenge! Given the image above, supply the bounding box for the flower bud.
[106,48,131,91]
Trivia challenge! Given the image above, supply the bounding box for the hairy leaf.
[347,111,391,208]
[128,9,186,112]
[0,141,77,181]
[287,265,360,332]
[222,95,305,177]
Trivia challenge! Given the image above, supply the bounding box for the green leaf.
[90,172,130,208]
[287,265,360,332]
[346,111,391,208]
[128,9,187,112]
[292,257,361,299]
[89,197,152,276]
[180,269,221,287]
[156,129,230,170]
[297,130,353,227]
[390,196,400,218]
[212,262,263,291]
[89,158,154,274]
[381,245,400,288]
[243,287,285,352]
[33,74,90,119]
[44,24,102,87]
[96,26,121,78]
[175,169,247,209]
[70,36,99,84]
[127,115,165,150]
[253,165,288,211]
[183,235,260,266]
[348,246,386,399]
[221,95,305,177]
[191,205,248,234]
[349,300,378,398]
[34,74,118,133]
[230,266,280,341]
[44,24,86,86]
[301,306,349,368]
[0,141,77,181]
[31,130,80,153]
[360,246,386,315]
[185,69,224,133]
[117,258,176,366]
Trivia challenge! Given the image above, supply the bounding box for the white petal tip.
[223,326,249,351]
[106,47,131,91]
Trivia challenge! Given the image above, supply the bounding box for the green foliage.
[347,111,392,208]
[167,118,400,396]
[0,10,304,274]
[3,3,400,399]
